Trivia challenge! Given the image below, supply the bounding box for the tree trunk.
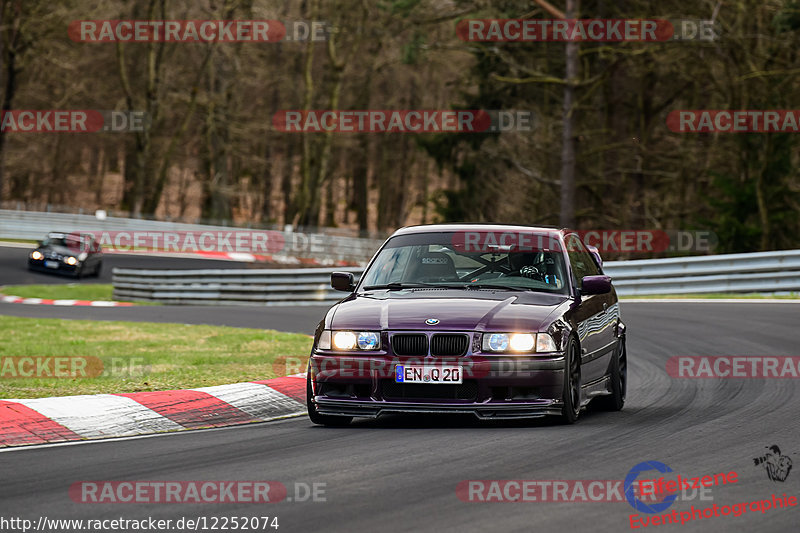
[559,0,578,229]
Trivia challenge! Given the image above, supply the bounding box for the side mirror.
[581,275,612,295]
[331,272,355,292]
[586,245,603,270]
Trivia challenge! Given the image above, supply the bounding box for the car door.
[565,234,617,384]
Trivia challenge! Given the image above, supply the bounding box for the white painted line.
[53,300,78,306]
[89,301,119,307]
[193,382,305,421]
[13,394,182,438]
[21,298,42,304]
[227,252,256,262]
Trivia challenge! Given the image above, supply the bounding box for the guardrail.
[111,250,800,305]
[0,209,384,265]
[602,250,800,295]
[112,267,365,306]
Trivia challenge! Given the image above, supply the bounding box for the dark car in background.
[28,232,103,278]
[306,224,626,426]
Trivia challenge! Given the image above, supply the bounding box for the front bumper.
[309,353,566,420]
[28,259,80,275]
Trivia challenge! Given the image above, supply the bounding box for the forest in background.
[1,0,799,253]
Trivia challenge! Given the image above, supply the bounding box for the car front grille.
[381,380,478,401]
[430,334,469,356]
[391,334,428,356]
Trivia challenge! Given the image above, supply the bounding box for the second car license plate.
[44,260,59,269]
[395,364,462,384]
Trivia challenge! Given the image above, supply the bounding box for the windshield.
[42,236,84,250]
[360,231,568,294]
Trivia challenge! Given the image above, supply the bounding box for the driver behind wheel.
[508,252,542,279]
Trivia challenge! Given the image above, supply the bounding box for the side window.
[566,235,599,289]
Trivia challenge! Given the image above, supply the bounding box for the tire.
[92,262,102,278]
[559,336,581,424]
[596,338,626,411]
[307,371,352,427]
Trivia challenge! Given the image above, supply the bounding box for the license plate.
[44,260,59,269]
[395,364,462,384]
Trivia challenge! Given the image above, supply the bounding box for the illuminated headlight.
[30,251,43,260]
[510,333,535,352]
[482,333,557,353]
[326,331,382,351]
[333,331,357,350]
[65,256,78,266]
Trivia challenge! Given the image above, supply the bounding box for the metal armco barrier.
[0,209,384,265]
[112,250,800,305]
[112,267,365,306]
[603,250,800,295]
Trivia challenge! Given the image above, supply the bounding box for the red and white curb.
[0,294,135,307]
[0,374,307,448]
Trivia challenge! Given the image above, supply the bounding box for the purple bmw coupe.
[306,224,626,425]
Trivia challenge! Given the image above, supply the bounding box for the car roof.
[391,223,566,237]
[46,232,92,242]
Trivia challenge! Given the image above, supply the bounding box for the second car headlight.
[326,330,381,351]
[30,250,43,260]
[482,333,557,353]
[65,256,78,265]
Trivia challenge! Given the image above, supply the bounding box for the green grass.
[0,239,37,244]
[620,293,800,299]
[0,316,313,399]
[3,283,126,302]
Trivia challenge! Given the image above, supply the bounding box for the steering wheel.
[502,257,547,280]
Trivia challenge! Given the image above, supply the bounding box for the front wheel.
[559,337,581,424]
[306,371,352,426]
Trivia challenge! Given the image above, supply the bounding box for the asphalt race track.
[0,245,254,286]
[1,300,799,532]
[0,300,325,334]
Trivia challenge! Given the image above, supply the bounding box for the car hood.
[38,245,82,256]
[329,289,568,332]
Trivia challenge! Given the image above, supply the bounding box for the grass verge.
[0,316,312,398]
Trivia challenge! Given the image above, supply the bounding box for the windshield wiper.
[463,284,520,291]
[362,282,458,291]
